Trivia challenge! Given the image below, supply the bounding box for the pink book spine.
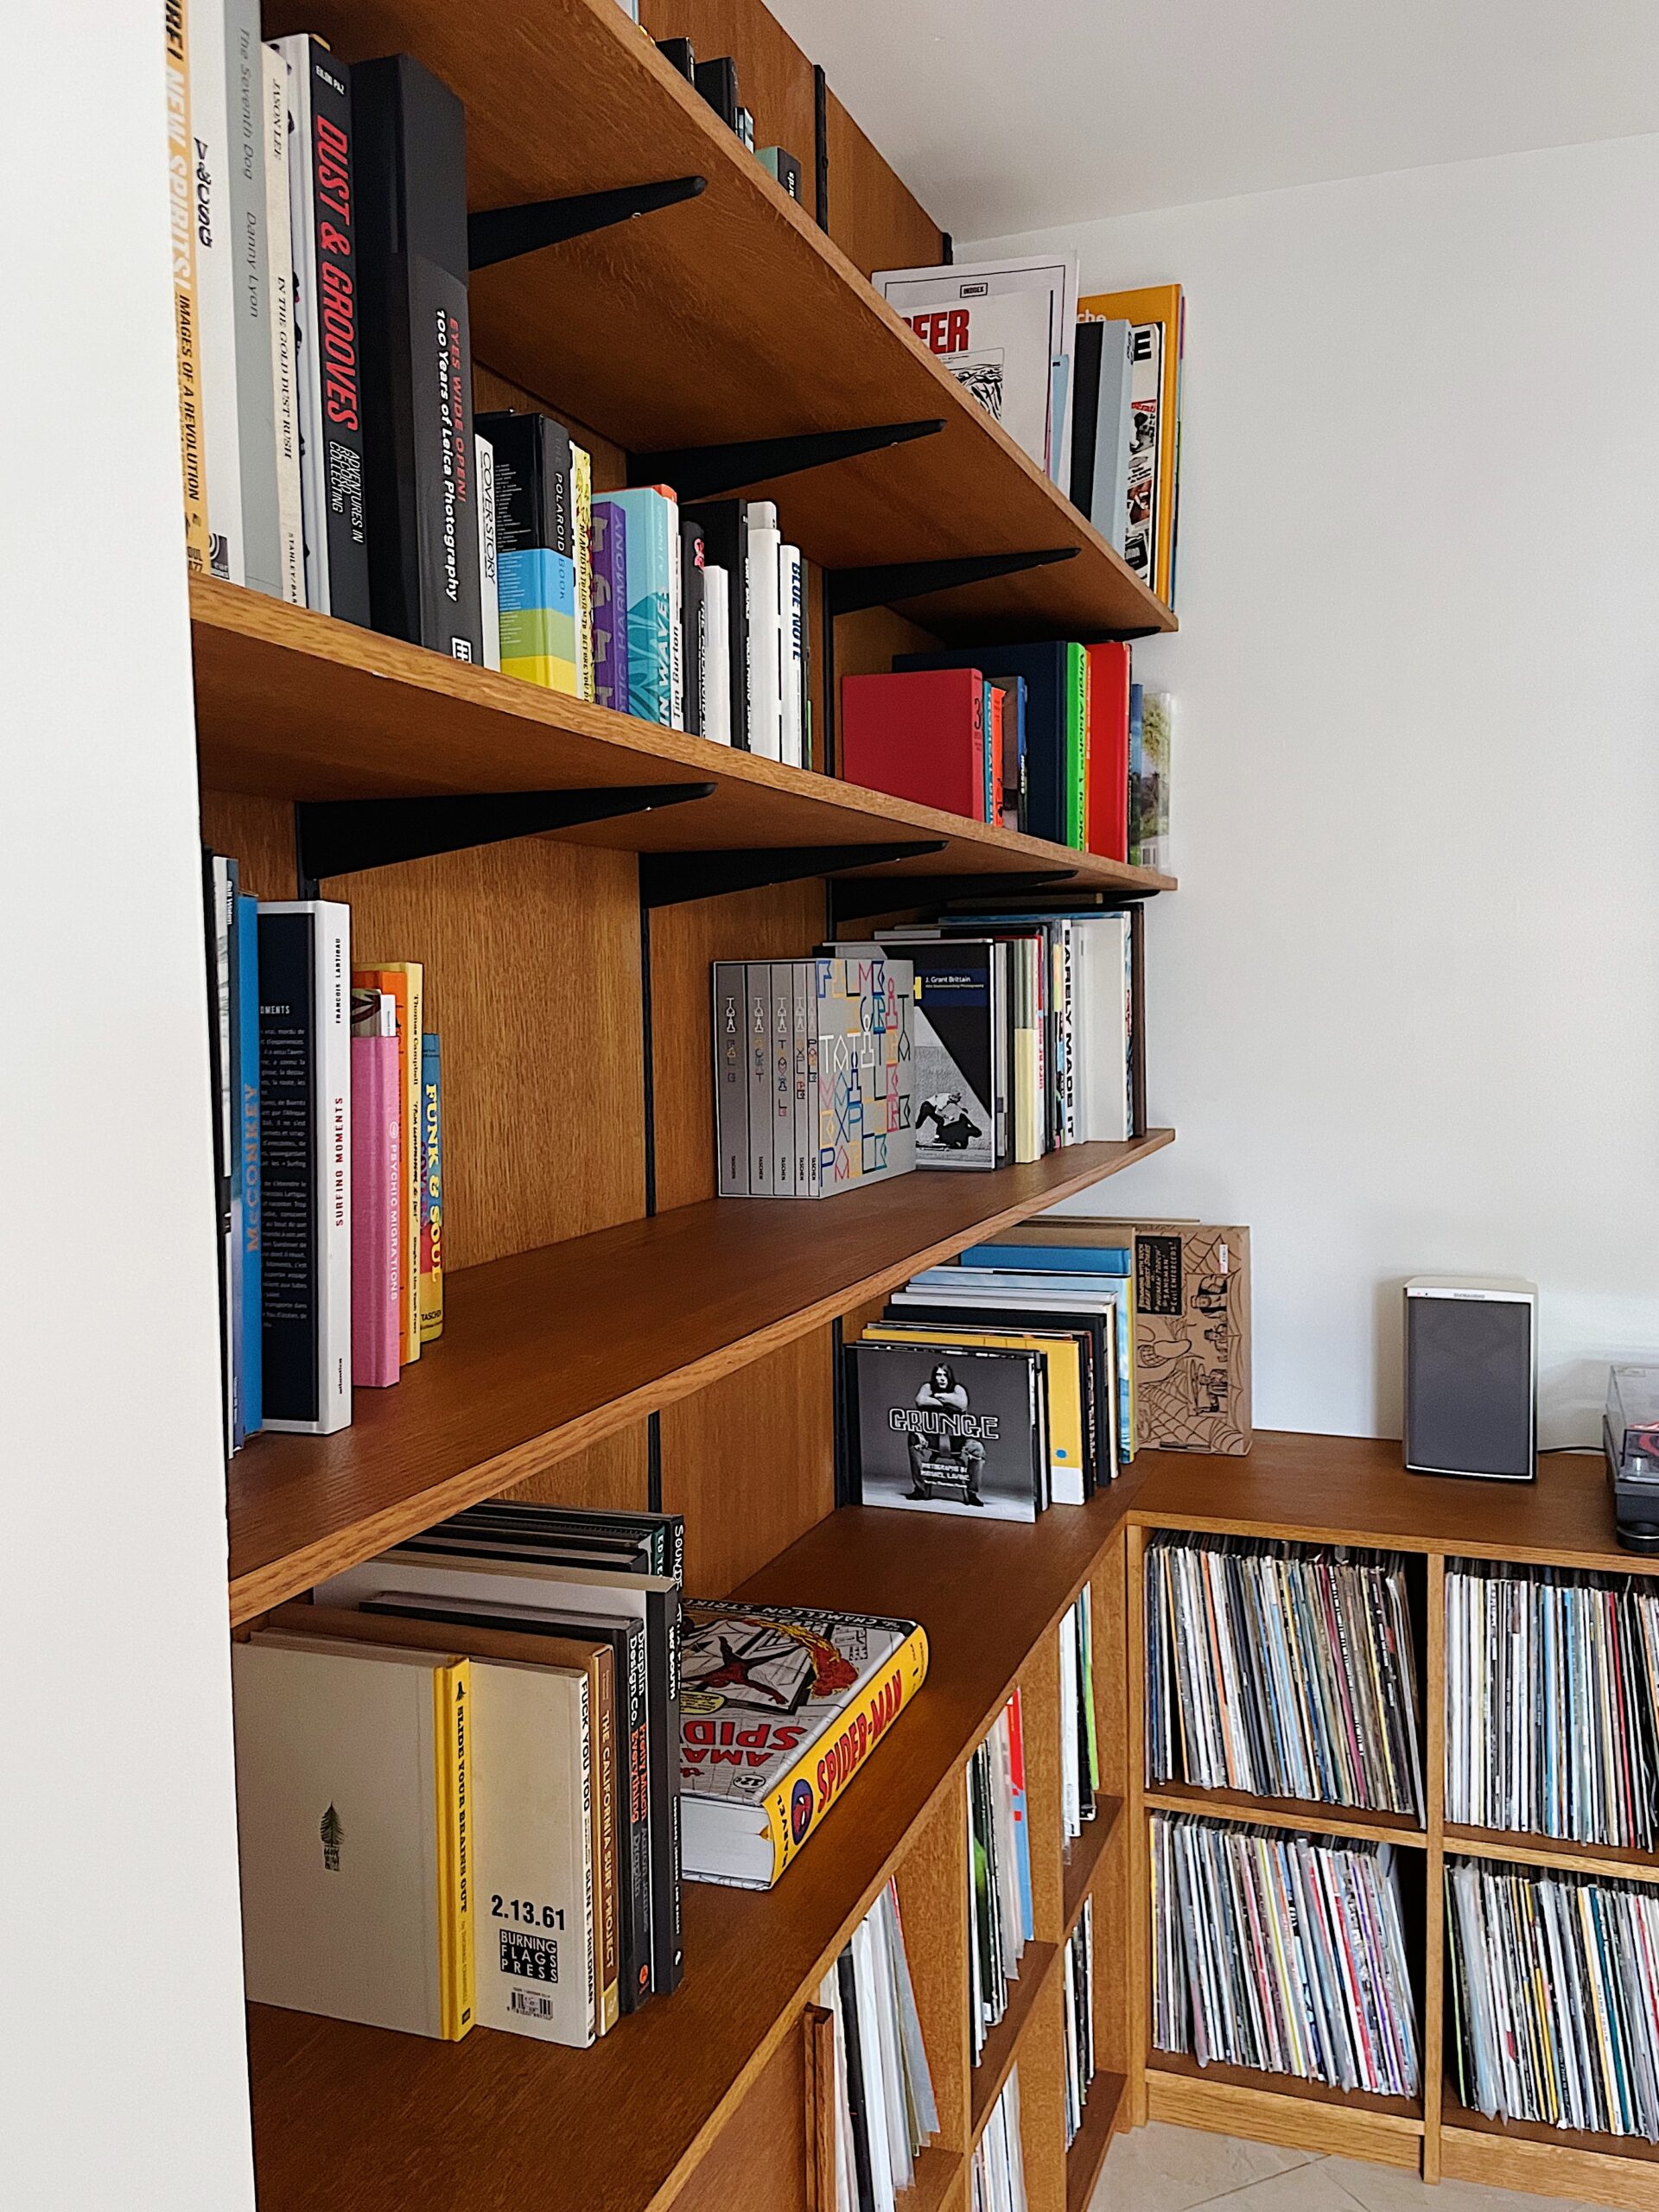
[350,1033,402,1388]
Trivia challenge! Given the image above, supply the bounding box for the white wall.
[0,6,256,2205]
[969,134,1659,1442]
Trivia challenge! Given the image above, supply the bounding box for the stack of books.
[167,15,810,757]
[970,1694,1035,2062]
[1152,1812,1421,2098]
[817,1880,939,2212]
[1446,1857,1659,2140]
[972,2070,1031,2212]
[840,654,1170,869]
[1060,1589,1100,1847]
[839,904,1146,1160]
[1146,1535,1426,1818]
[233,1501,684,2046]
[204,865,443,1447]
[1445,1559,1659,1847]
[1063,1897,1097,2152]
[711,954,914,1198]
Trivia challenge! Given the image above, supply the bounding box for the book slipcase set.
[168,9,809,761]
[204,862,443,1452]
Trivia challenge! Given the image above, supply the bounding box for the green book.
[1065,641,1087,848]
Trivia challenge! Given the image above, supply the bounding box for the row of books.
[873,259,1185,609]
[232,1499,931,2047]
[972,2070,1031,2212]
[1145,1535,1427,1818]
[1062,1897,1098,2152]
[204,871,442,1446]
[1151,1812,1421,2098]
[842,649,1170,871]
[652,35,804,200]
[165,16,812,758]
[1445,1560,1659,1850]
[970,1694,1035,2063]
[819,1882,939,2212]
[1446,1857,1659,2143]
[1060,1589,1102,1844]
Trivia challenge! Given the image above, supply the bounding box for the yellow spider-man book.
[679,1601,929,1890]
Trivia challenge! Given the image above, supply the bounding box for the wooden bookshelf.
[1061,1797,1122,1936]
[1123,1435,1659,2209]
[227,1130,1171,1622]
[262,0,1173,644]
[1065,2072,1128,2212]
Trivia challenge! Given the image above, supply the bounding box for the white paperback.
[874,252,1079,481]
[189,0,244,581]
[475,434,501,670]
[744,500,784,759]
[1071,914,1133,1143]
[779,542,804,766]
[224,0,283,597]
[274,34,335,612]
[261,42,305,603]
[702,566,732,743]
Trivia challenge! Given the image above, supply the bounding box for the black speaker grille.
[1405,1296,1533,1479]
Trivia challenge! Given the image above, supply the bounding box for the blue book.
[959,1240,1132,1274]
[606,487,677,725]
[1128,682,1146,861]
[235,889,262,1436]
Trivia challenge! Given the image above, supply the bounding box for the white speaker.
[1403,1277,1537,1482]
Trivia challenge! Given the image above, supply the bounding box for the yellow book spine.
[755,1629,930,1885]
[432,1660,475,2040]
[573,446,594,704]
[162,0,210,570]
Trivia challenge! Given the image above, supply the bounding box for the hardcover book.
[905,939,999,1170]
[474,433,500,668]
[589,495,629,713]
[849,1339,1048,1521]
[840,670,986,823]
[896,285,1055,471]
[258,899,352,1433]
[223,0,283,596]
[188,0,243,582]
[866,1323,1093,1503]
[166,0,210,571]
[353,54,483,662]
[681,516,706,738]
[572,444,594,701]
[743,499,783,759]
[894,644,1079,847]
[349,988,401,1389]
[276,35,371,622]
[816,955,914,1192]
[1084,644,1131,863]
[679,1600,928,1888]
[353,962,423,1365]
[701,564,732,743]
[418,1032,443,1343]
[1069,318,1133,554]
[261,42,305,603]
[1079,284,1183,606]
[481,410,577,693]
[606,487,680,727]
[235,888,263,1433]
[683,499,750,749]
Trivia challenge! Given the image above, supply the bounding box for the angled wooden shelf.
[1443,2088,1659,2205]
[1146,2051,1424,2172]
[228,1129,1173,1622]
[1061,1796,1121,1936]
[970,1942,1062,2144]
[1065,2070,1128,2212]
[898,2147,966,2212]
[1144,1783,1427,1851]
[1445,1823,1659,1887]
[191,581,1177,898]
[264,0,1174,643]
[247,1491,1147,2212]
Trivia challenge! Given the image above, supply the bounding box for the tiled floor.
[1088,2123,1605,2212]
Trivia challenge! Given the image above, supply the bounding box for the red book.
[985,683,1005,829]
[1084,642,1132,861]
[840,669,985,822]
[350,996,402,1389]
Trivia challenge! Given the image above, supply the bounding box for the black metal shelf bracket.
[825,546,1079,618]
[830,867,1077,926]
[631,420,945,505]
[640,838,946,910]
[296,782,716,891]
[467,176,708,271]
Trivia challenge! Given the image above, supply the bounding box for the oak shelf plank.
[227,1131,1173,1623]
[1147,2050,1423,2128]
[1143,1783,1427,1851]
[1061,1797,1122,1937]
[1065,2070,1128,2212]
[1128,1433,1655,1579]
[262,0,1173,642]
[898,2145,966,2212]
[191,581,1176,897]
[1445,1823,1659,1887]
[969,1941,1063,2144]
[1444,2088,1659,2165]
[247,1488,1151,2212]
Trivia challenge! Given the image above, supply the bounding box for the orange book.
[1077,284,1182,607]
[352,963,423,1363]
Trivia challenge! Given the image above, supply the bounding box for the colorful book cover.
[165,0,209,571]
[1128,683,1146,864]
[816,955,914,1192]
[479,409,577,693]
[1140,690,1172,872]
[840,670,985,822]
[236,889,263,1434]
[1007,1688,1035,1942]
[589,497,629,714]
[572,443,594,702]
[849,1338,1046,1522]
[1078,283,1183,606]
[419,1032,443,1344]
[894,645,1071,846]
[353,962,422,1364]
[606,487,677,725]
[350,989,402,1388]
[1065,642,1087,849]
[1084,643,1132,863]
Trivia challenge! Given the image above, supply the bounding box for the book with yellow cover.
[1077,284,1182,607]
[353,962,423,1363]
[680,1601,928,1890]
[232,1633,474,2040]
[861,1321,1096,1503]
[163,0,209,570]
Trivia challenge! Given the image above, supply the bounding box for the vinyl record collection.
[1146,1535,1426,1818]
[818,1880,939,2212]
[1151,1813,1421,2098]
[1060,1589,1101,1847]
[971,2069,1031,2212]
[970,1694,1035,2063]
[1445,1560,1659,1849]
[1062,1897,1097,2151]
[1446,1857,1659,2142]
